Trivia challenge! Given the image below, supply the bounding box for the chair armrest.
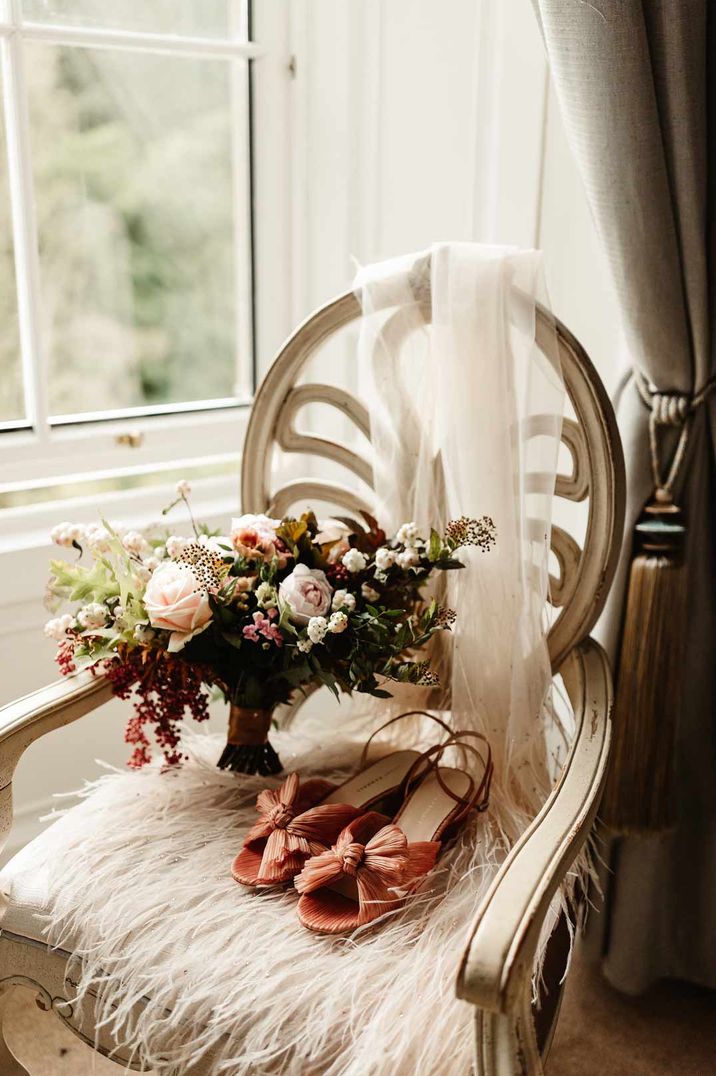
[456,636,612,1014]
[0,673,113,854]
[0,672,113,786]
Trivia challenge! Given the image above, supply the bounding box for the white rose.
[315,518,351,544]
[361,583,380,602]
[307,616,329,644]
[77,603,107,629]
[278,564,333,624]
[328,611,348,634]
[396,522,421,546]
[143,561,212,652]
[396,547,421,570]
[331,589,356,612]
[342,548,368,573]
[374,547,395,571]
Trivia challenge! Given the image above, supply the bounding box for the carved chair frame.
[0,274,625,1075]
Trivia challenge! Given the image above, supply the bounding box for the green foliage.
[48,556,119,605]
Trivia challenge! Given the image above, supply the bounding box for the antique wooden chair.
[0,269,625,1075]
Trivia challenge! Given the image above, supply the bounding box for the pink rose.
[144,562,212,652]
[230,513,289,567]
[278,563,333,624]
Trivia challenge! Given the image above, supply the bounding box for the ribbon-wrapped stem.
[217,705,282,776]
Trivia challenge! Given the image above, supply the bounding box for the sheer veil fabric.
[356,244,565,818]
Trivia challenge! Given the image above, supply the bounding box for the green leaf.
[222,633,244,650]
[275,519,307,547]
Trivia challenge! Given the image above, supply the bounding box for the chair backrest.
[242,281,625,672]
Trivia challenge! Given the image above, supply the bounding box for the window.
[0,1,257,531]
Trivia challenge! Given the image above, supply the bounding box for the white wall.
[287,0,623,385]
[0,0,623,858]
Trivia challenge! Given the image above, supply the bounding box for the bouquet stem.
[217,704,282,776]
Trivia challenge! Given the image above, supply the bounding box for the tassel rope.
[602,370,715,833]
[601,499,686,831]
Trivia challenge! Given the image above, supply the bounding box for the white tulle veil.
[356,243,564,819]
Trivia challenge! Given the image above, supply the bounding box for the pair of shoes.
[231,713,493,935]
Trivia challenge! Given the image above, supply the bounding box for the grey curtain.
[532,1,716,993]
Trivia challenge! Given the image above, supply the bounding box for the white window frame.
[0,0,271,544]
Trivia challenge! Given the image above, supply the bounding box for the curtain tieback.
[633,369,716,502]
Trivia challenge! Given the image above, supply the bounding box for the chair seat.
[0,730,502,1074]
[0,817,63,944]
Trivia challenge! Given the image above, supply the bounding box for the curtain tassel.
[601,495,686,832]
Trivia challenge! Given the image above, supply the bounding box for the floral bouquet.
[45,484,495,775]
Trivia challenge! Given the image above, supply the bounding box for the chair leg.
[473,984,544,1076]
[0,988,31,1076]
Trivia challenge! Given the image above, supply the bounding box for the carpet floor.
[2,947,716,1074]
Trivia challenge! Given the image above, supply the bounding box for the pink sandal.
[232,712,456,888]
[294,732,493,934]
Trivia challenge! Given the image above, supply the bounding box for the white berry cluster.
[304,610,349,648]
[43,614,74,640]
[331,589,356,612]
[122,530,151,557]
[166,535,191,559]
[394,522,424,572]
[49,522,86,548]
[76,603,107,629]
[341,548,368,573]
[395,521,422,546]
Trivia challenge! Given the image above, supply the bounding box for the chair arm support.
[0,673,113,856]
[456,637,612,1015]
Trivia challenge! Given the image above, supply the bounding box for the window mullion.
[2,0,48,443]
[229,0,254,399]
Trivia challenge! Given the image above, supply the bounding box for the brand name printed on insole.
[350,758,409,795]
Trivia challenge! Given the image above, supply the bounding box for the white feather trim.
[38,715,589,1075]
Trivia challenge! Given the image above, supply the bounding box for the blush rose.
[230,513,289,567]
[278,563,333,625]
[143,562,212,652]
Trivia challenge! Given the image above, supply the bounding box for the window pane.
[0,74,24,424]
[21,0,234,39]
[26,44,244,418]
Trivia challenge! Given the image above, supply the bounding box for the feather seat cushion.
[0,728,508,1076]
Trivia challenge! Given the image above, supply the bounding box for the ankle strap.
[359,709,455,769]
[402,729,494,823]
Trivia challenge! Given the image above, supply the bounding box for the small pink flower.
[242,609,283,647]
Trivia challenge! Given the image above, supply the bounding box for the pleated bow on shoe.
[232,772,364,886]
